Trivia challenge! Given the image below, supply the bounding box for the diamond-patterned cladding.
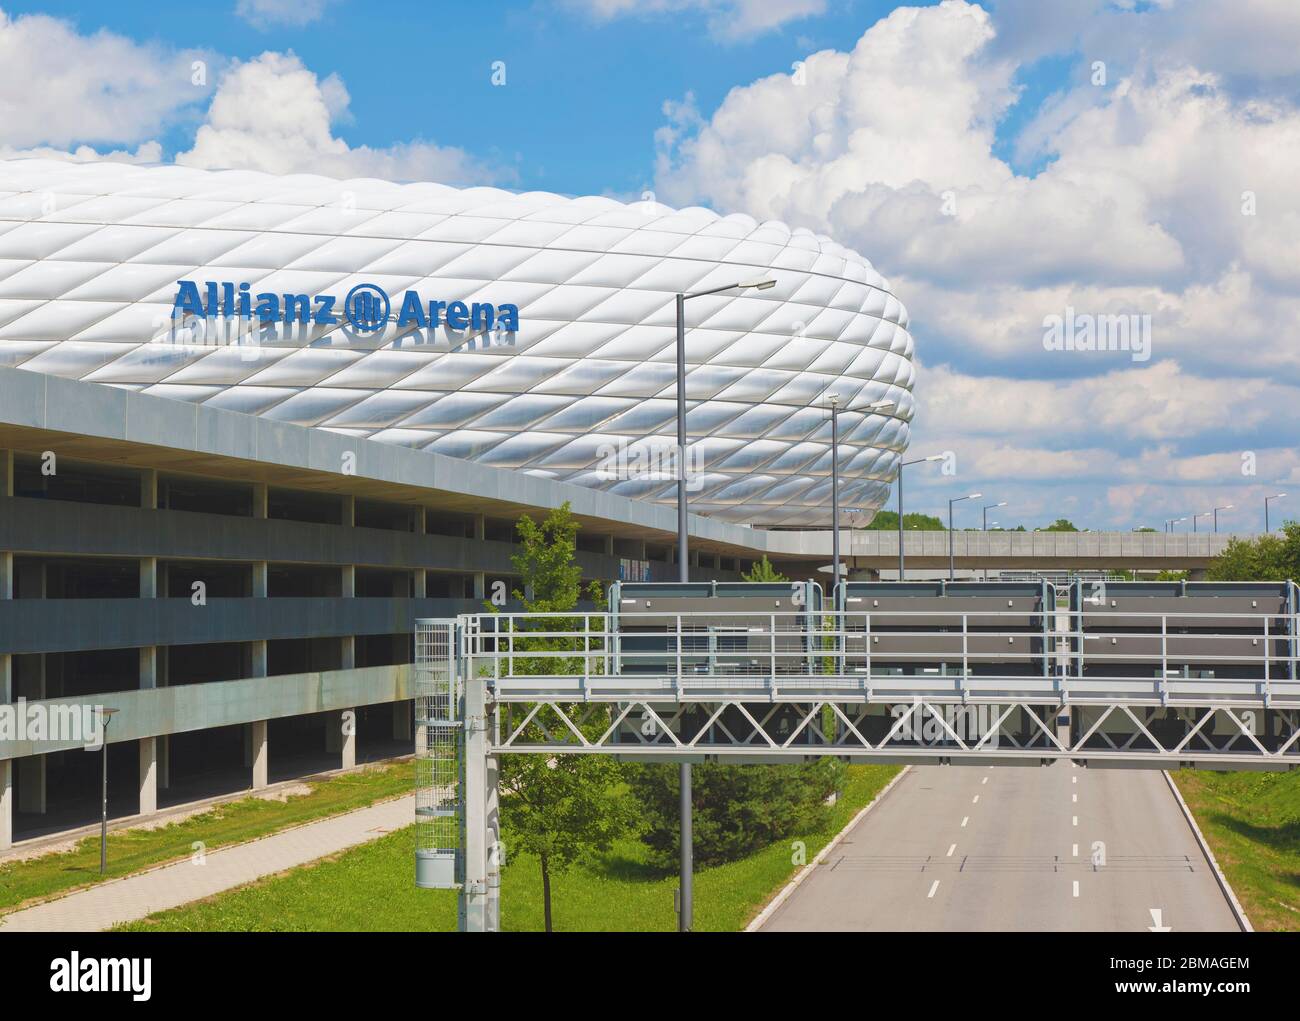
[0,158,914,526]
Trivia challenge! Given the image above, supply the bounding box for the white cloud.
[0,141,162,164]
[0,8,210,150]
[568,0,825,41]
[654,0,1300,527]
[235,0,338,30]
[176,51,506,185]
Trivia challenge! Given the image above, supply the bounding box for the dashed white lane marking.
[1072,843,1079,856]
[1072,793,1078,803]
[1073,880,1080,898]
[972,795,980,804]
[1072,776,1077,784]
[927,880,940,899]
[981,777,988,785]
[961,816,970,828]
[1072,816,1078,827]
[946,843,956,857]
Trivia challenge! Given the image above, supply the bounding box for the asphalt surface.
[760,763,1240,932]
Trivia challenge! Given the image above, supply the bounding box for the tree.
[1206,524,1300,581]
[742,555,784,582]
[626,759,842,868]
[627,556,844,869]
[865,510,946,530]
[1038,519,1080,532]
[495,501,633,931]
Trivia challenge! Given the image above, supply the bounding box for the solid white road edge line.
[745,765,913,932]
[1161,769,1253,933]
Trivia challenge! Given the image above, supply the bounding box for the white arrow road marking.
[1148,908,1171,932]
[927,880,940,899]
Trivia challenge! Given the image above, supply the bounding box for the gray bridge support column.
[486,750,501,931]
[460,672,491,932]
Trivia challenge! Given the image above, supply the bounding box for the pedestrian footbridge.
[412,579,1299,928]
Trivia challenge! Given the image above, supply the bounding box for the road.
[759,763,1240,932]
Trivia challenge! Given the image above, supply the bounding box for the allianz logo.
[151,280,521,356]
[166,279,519,339]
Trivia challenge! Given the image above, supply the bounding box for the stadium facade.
[0,158,914,849]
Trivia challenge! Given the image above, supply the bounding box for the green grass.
[120,764,901,932]
[1172,768,1300,932]
[0,759,414,915]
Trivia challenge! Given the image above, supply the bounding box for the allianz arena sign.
[171,279,520,337]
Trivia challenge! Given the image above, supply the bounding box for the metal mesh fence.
[415,620,460,875]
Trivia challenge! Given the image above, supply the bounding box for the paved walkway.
[0,795,414,932]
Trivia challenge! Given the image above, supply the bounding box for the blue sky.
[2,0,1068,194]
[2,0,1299,532]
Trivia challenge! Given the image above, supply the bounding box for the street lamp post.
[829,395,894,588]
[1213,504,1233,534]
[898,454,944,581]
[948,493,982,581]
[1266,493,1287,533]
[674,275,774,933]
[1192,511,1210,533]
[99,707,118,874]
[981,502,1006,581]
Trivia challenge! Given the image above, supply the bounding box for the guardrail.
[417,608,1300,770]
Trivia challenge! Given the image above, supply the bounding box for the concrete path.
[0,795,413,932]
[760,764,1239,932]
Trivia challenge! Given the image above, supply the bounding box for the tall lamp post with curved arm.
[949,492,983,580]
[897,454,945,580]
[672,275,775,934]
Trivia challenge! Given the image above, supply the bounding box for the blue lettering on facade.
[172,280,520,334]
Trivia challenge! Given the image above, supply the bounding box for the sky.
[2,0,1299,532]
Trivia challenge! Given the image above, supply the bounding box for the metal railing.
[458,608,1300,708]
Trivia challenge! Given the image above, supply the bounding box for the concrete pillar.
[139,557,157,598]
[251,481,268,519]
[473,514,486,542]
[603,534,615,556]
[138,737,157,816]
[341,494,355,527]
[250,720,268,790]
[473,572,486,601]
[413,505,426,534]
[325,709,355,768]
[341,564,355,597]
[0,758,12,851]
[252,561,267,599]
[341,719,356,771]
[414,568,427,598]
